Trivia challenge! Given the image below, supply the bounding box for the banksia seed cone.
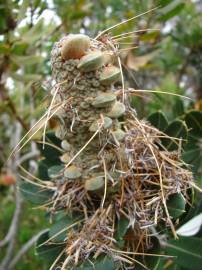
[48,33,193,268]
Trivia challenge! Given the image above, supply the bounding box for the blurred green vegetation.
[0,0,202,269]
[0,191,48,269]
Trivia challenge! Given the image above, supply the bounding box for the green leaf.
[0,42,10,54]
[38,159,50,180]
[157,0,173,7]
[147,111,168,131]
[176,213,202,236]
[0,14,7,34]
[48,165,64,179]
[158,0,185,21]
[36,231,65,263]
[162,120,188,151]
[10,55,44,66]
[20,182,53,205]
[17,0,29,23]
[49,215,78,242]
[10,72,42,83]
[74,256,115,270]
[70,10,89,20]
[34,0,42,9]
[165,237,202,270]
[155,260,182,270]
[173,98,185,117]
[114,217,129,248]
[21,18,55,43]
[21,18,45,43]
[135,237,161,270]
[167,193,186,219]
[38,132,62,165]
[185,110,202,138]
[183,111,202,176]
[139,30,160,42]
[183,137,202,176]
[11,41,28,55]
[181,192,202,225]
[115,217,129,240]
[144,238,161,270]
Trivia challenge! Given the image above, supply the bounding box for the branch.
[0,123,23,270]
[17,150,40,165]
[0,189,23,270]
[0,84,29,131]
[0,188,22,248]
[6,96,29,131]
[7,229,48,270]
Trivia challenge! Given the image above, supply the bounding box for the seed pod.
[48,165,64,179]
[61,140,71,151]
[107,101,125,118]
[102,52,114,65]
[85,176,104,191]
[61,34,90,60]
[77,51,103,72]
[55,125,66,140]
[112,129,126,141]
[60,153,71,163]
[92,93,116,108]
[64,165,81,179]
[89,117,112,132]
[100,66,121,85]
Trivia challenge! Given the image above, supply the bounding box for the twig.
[0,85,28,130]
[0,188,23,269]
[6,230,48,270]
[0,188,22,248]
[17,150,40,165]
[0,123,23,270]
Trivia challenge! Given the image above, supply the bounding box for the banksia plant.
[18,23,201,270]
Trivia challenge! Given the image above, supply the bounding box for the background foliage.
[0,0,202,269]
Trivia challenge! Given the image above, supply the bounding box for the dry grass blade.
[8,101,63,160]
[118,46,139,52]
[37,220,83,248]
[42,86,59,149]
[189,182,202,193]
[8,110,49,161]
[111,248,174,258]
[36,140,64,153]
[117,56,125,103]
[127,89,193,100]
[101,156,107,208]
[18,164,51,184]
[19,174,55,190]
[112,28,160,39]
[95,7,159,39]
[42,79,68,149]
